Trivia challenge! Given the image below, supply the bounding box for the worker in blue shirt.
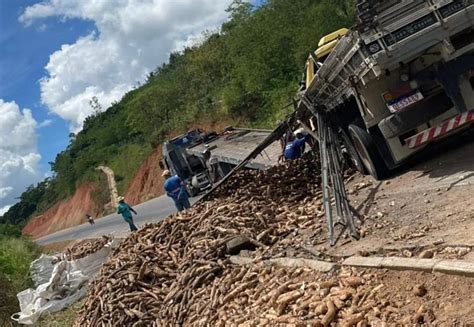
[284,128,309,160]
[162,170,191,212]
[116,196,138,231]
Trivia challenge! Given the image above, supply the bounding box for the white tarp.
[29,254,59,287]
[11,238,120,325]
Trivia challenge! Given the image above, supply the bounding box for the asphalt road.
[36,195,199,245]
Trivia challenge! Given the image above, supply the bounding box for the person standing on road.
[116,196,138,231]
[283,128,309,161]
[162,170,191,212]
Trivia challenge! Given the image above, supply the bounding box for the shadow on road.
[354,181,383,218]
[388,127,474,181]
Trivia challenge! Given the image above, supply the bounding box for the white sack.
[11,237,120,325]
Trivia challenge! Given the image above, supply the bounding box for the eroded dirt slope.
[124,148,165,205]
[22,183,100,239]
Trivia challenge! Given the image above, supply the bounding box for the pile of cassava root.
[73,155,472,325]
[74,155,332,326]
[65,235,110,260]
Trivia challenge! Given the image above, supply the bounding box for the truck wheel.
[339,129,366,174]
[348,124,388,180]
[189,186,200,197]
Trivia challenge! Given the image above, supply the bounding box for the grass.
[38,300,83,327]
[0,275,20,326]
[0,235,41,326]
[0,231,85,326]
[0,235,80,326]
[0,236,40,291]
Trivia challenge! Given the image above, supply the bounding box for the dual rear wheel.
[347,124,389,180]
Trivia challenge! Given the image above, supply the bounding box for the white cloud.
[20,0,233,132]
[0,99,41,212]
[37,119,53,128]
[0,205,11,216]
[37,23,48,32]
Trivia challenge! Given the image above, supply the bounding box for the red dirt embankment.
[124,148,165,205]
[22,183,100,239]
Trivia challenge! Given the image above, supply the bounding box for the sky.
[0,0,239,214]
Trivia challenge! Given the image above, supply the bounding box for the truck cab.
[160,129,215,196]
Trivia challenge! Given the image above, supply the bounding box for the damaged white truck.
[298,0,474,179]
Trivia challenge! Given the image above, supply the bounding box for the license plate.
[387,90,424,112]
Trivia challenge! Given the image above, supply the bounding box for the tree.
[89,96,102,116]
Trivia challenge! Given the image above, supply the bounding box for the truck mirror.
[158,160,165,170]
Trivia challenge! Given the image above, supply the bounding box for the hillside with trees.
[1,0,355,228]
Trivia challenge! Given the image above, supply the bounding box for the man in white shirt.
[203,149,223,184]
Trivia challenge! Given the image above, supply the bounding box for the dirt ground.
[352,268,474,325]
[41,240,75,253]
[225,131,474,325]
[322,130,474,259]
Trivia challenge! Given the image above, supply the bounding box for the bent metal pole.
[316,112,335,245]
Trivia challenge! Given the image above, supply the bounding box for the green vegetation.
[1,181,49,227]
[1,0,355,226]
[108,143,153,194]
[0,226,41,325]
[0,235,40,290]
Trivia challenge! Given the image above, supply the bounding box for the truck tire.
[339,128,366,174]
[348,124,389,180]
[186,184,199,197]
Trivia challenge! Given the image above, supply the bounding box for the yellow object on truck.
[315,28,349,60]
[304,28,349,90]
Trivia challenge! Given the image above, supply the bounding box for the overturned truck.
[298,0,474,180]
[160,128,282,196]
